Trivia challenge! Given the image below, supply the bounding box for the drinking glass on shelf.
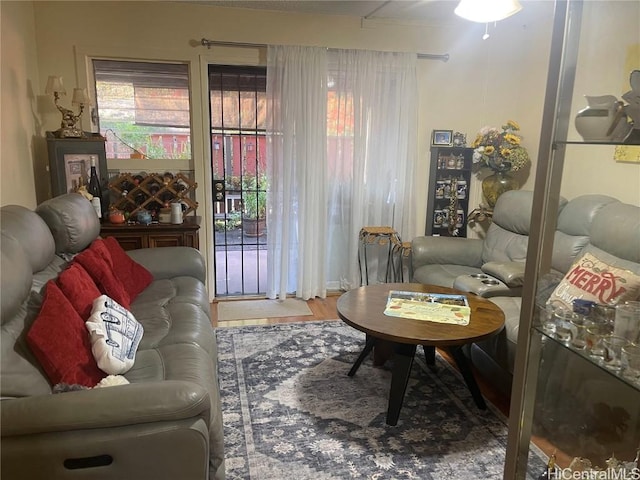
[540,305,558,336]
[602,335,631,372]
[621,343,640,384]
[592,303,616,325]
[553,309,580,346]
[613,301,640,343]
[568,315,593,350]
[586,323,614,360]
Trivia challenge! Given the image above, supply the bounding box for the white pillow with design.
[547,251,640,310]
[85,295,144,375]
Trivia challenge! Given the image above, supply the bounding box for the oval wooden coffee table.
[337,283,505,426]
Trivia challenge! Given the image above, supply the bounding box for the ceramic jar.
[137,209,152,225]
[158,208,171,224]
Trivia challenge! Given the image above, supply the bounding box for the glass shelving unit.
[504,1,640,478]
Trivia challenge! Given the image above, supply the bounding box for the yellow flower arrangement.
[471,120,530,173]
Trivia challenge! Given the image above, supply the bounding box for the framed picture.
[431,129,453,146]
[46,132,108,197]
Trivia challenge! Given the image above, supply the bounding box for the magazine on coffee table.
[383,290,471,325]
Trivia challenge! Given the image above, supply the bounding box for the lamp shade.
[454,0,523,23]
[45,76,66,96]
[71,88,92,106]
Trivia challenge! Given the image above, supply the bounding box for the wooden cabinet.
[425,146,473,237]
[100,217,200,251]
[46,132,108,198]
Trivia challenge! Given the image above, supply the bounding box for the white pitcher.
[574,95,632,142]
[170,202,183,224]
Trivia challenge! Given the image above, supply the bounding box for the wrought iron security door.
[209,65,267,296]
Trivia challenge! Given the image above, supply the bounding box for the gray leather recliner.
[410,190,624,394]
[1,194,225,480]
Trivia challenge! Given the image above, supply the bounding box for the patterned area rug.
[216,321,545,479]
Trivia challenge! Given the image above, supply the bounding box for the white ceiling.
[193,1,460,24]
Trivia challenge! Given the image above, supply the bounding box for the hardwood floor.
[212,293,512,418]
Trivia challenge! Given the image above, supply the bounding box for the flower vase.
[482,171,519,208]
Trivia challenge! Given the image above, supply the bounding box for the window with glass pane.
[93,60,191,159]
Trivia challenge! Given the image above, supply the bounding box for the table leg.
[447,346,487,410]
[423,345,436,368]
[348,336,376,377]
[386,343,417,426]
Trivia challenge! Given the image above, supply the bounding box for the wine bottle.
[87,155,103,220]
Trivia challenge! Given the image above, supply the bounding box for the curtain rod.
[198,38,449,62]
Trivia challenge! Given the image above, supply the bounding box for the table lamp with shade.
[45,75,92,138]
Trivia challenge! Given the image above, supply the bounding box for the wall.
[1,1,41,208]
[27,0,557,236]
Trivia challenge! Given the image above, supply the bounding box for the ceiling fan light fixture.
[454,0,523,23]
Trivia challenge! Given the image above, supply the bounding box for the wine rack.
[107,172,198,219]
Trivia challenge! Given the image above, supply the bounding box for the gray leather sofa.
[1,193,224,480]
[411,190,638,394]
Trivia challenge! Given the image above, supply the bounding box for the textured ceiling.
[189,1,460,24]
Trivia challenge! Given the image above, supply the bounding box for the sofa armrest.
[1,380,209,437]
[127,247,206,283]
[411,236,483,270]
[481,261,526,287]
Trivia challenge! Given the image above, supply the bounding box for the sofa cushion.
[26,281,105,387]
[103,236,153,301]
[0,206,56,273]
[412,264,483,288]
[132,277,215,356]
[552,194,618,274]
[57,263,101,319]
[0,234,33,322]
[35,193,101,255]
[589,202,640,264]
[86,295,144,375]
[547,251,640,309]
[75,246,131,309]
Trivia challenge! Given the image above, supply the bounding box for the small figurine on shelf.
[447,178,459,236]
[452,132,467,147]
[538,452,557,479]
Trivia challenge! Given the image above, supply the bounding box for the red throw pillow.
[57,263,102,319]
[26,281,105,387]
[87,238,114,268]
[75,246,131,309]
[102,236,153,301]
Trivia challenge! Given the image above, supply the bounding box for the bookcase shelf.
[425,146,473,238]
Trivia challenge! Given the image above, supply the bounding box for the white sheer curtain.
[266,46,328,300]
[327,50,418,290]
[266,45,418,299]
